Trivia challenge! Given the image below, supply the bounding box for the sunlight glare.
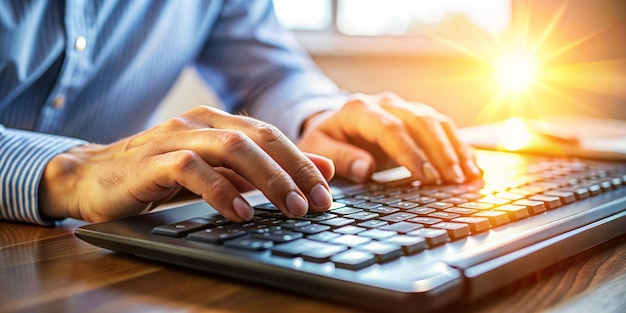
[494,54,539,94]
[499,117,532,151]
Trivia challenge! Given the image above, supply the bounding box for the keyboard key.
[528,195,562,209]
[320,217,355,228]
[358,229,397,240]
[406,207,436,216]
[330,234,372,247]
[280,219,311,229]
[472,210,510,227]
[389,201,420,210]
[336,197,366,206]
[379,221,423,234]
[425,202,454,210]
[352,202,383,210]
[427,211,460,222]
[345,211,380,221]
[187,228,247,243]
[367,206,400,215]
[406,228,448,247]
[152,217,218,237]
[441,197,468,205]
[301,244,348,263]
[331,250,376,270]
[559,186,590,200]
[252,229,303,243]
[512,199,546,215]
[407,217,443,227]
[451,217,490,233]
[444,207,478,217]
[495,204,529,221]
[292,224,331,234]
[543,190,576,204]
[478,195,511,206]
[431,222,470,240]
[271,238,341,257]
[330,207,362,215]
[334,225,366,235]
[406,196,437,205]
[307,231,342,242]
[382,235,427,255]
[223,236,273,250]
[381,212,416,222]
[495,191,526,201]
[354,241,403,263]
[458,202,493,211]
[300,213,337,222]
[357,220,389,228]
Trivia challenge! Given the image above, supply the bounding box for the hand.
[39,106,334,223]
[297,93,482,184]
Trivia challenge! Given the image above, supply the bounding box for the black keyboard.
[150,157,626,271]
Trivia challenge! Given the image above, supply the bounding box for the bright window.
[273,0,512,55]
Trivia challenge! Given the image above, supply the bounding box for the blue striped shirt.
[0,0,344,225]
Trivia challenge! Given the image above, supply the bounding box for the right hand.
[38,106,334,223]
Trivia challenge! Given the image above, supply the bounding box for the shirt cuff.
[0,126,87,226]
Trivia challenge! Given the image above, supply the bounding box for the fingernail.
[452,164,466,184]
[310,184,332,209]
[286,191,308,217]
[422,162,442,185]
[350,159,370,182]
[232,197,254,221]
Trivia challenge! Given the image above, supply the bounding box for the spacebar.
[444,204,626,299]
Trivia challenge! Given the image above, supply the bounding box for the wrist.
[38,146,88,220]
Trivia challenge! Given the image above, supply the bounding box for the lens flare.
[494,54,539,94]
[499,117,532,151]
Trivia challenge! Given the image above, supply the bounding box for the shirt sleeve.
[194,0,347,141]
[0,125,87,225]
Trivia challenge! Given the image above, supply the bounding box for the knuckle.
[189,105,216,116]
[219,130,250,153]
[292,162,318,180]
[379,115,405,133]
[162,116,189,131]
[171,150,202,173]
[253,121,284,144]
[205,177,232,196]
[265,167,288,190]
[344,94,368,109]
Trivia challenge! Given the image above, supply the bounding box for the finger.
[303,131,375,183]
[203,109,333,213]
[333,98,442,184]
[380,99,466,184]
[144,150,254,222]
[214,167,256,192]
[304,153,336,182]
[439,117,483,179]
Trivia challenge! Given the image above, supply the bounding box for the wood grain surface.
[1,219,625,313]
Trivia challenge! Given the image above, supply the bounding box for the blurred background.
[153,0,626,128]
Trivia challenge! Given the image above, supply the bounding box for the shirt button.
[75,36,87,51]
[53,94,65,109]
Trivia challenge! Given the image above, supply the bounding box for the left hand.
[297,93,482,185]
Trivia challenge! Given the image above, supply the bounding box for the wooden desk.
[1,219,625,313]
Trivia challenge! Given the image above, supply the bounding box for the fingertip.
[286,191,308,217]
[349,158,374,183]
[232,197,254,221]
[309,183,333,211]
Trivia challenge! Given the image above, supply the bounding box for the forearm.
[0,125,87,225]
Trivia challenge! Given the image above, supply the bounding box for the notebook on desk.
[75,149,626,312]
